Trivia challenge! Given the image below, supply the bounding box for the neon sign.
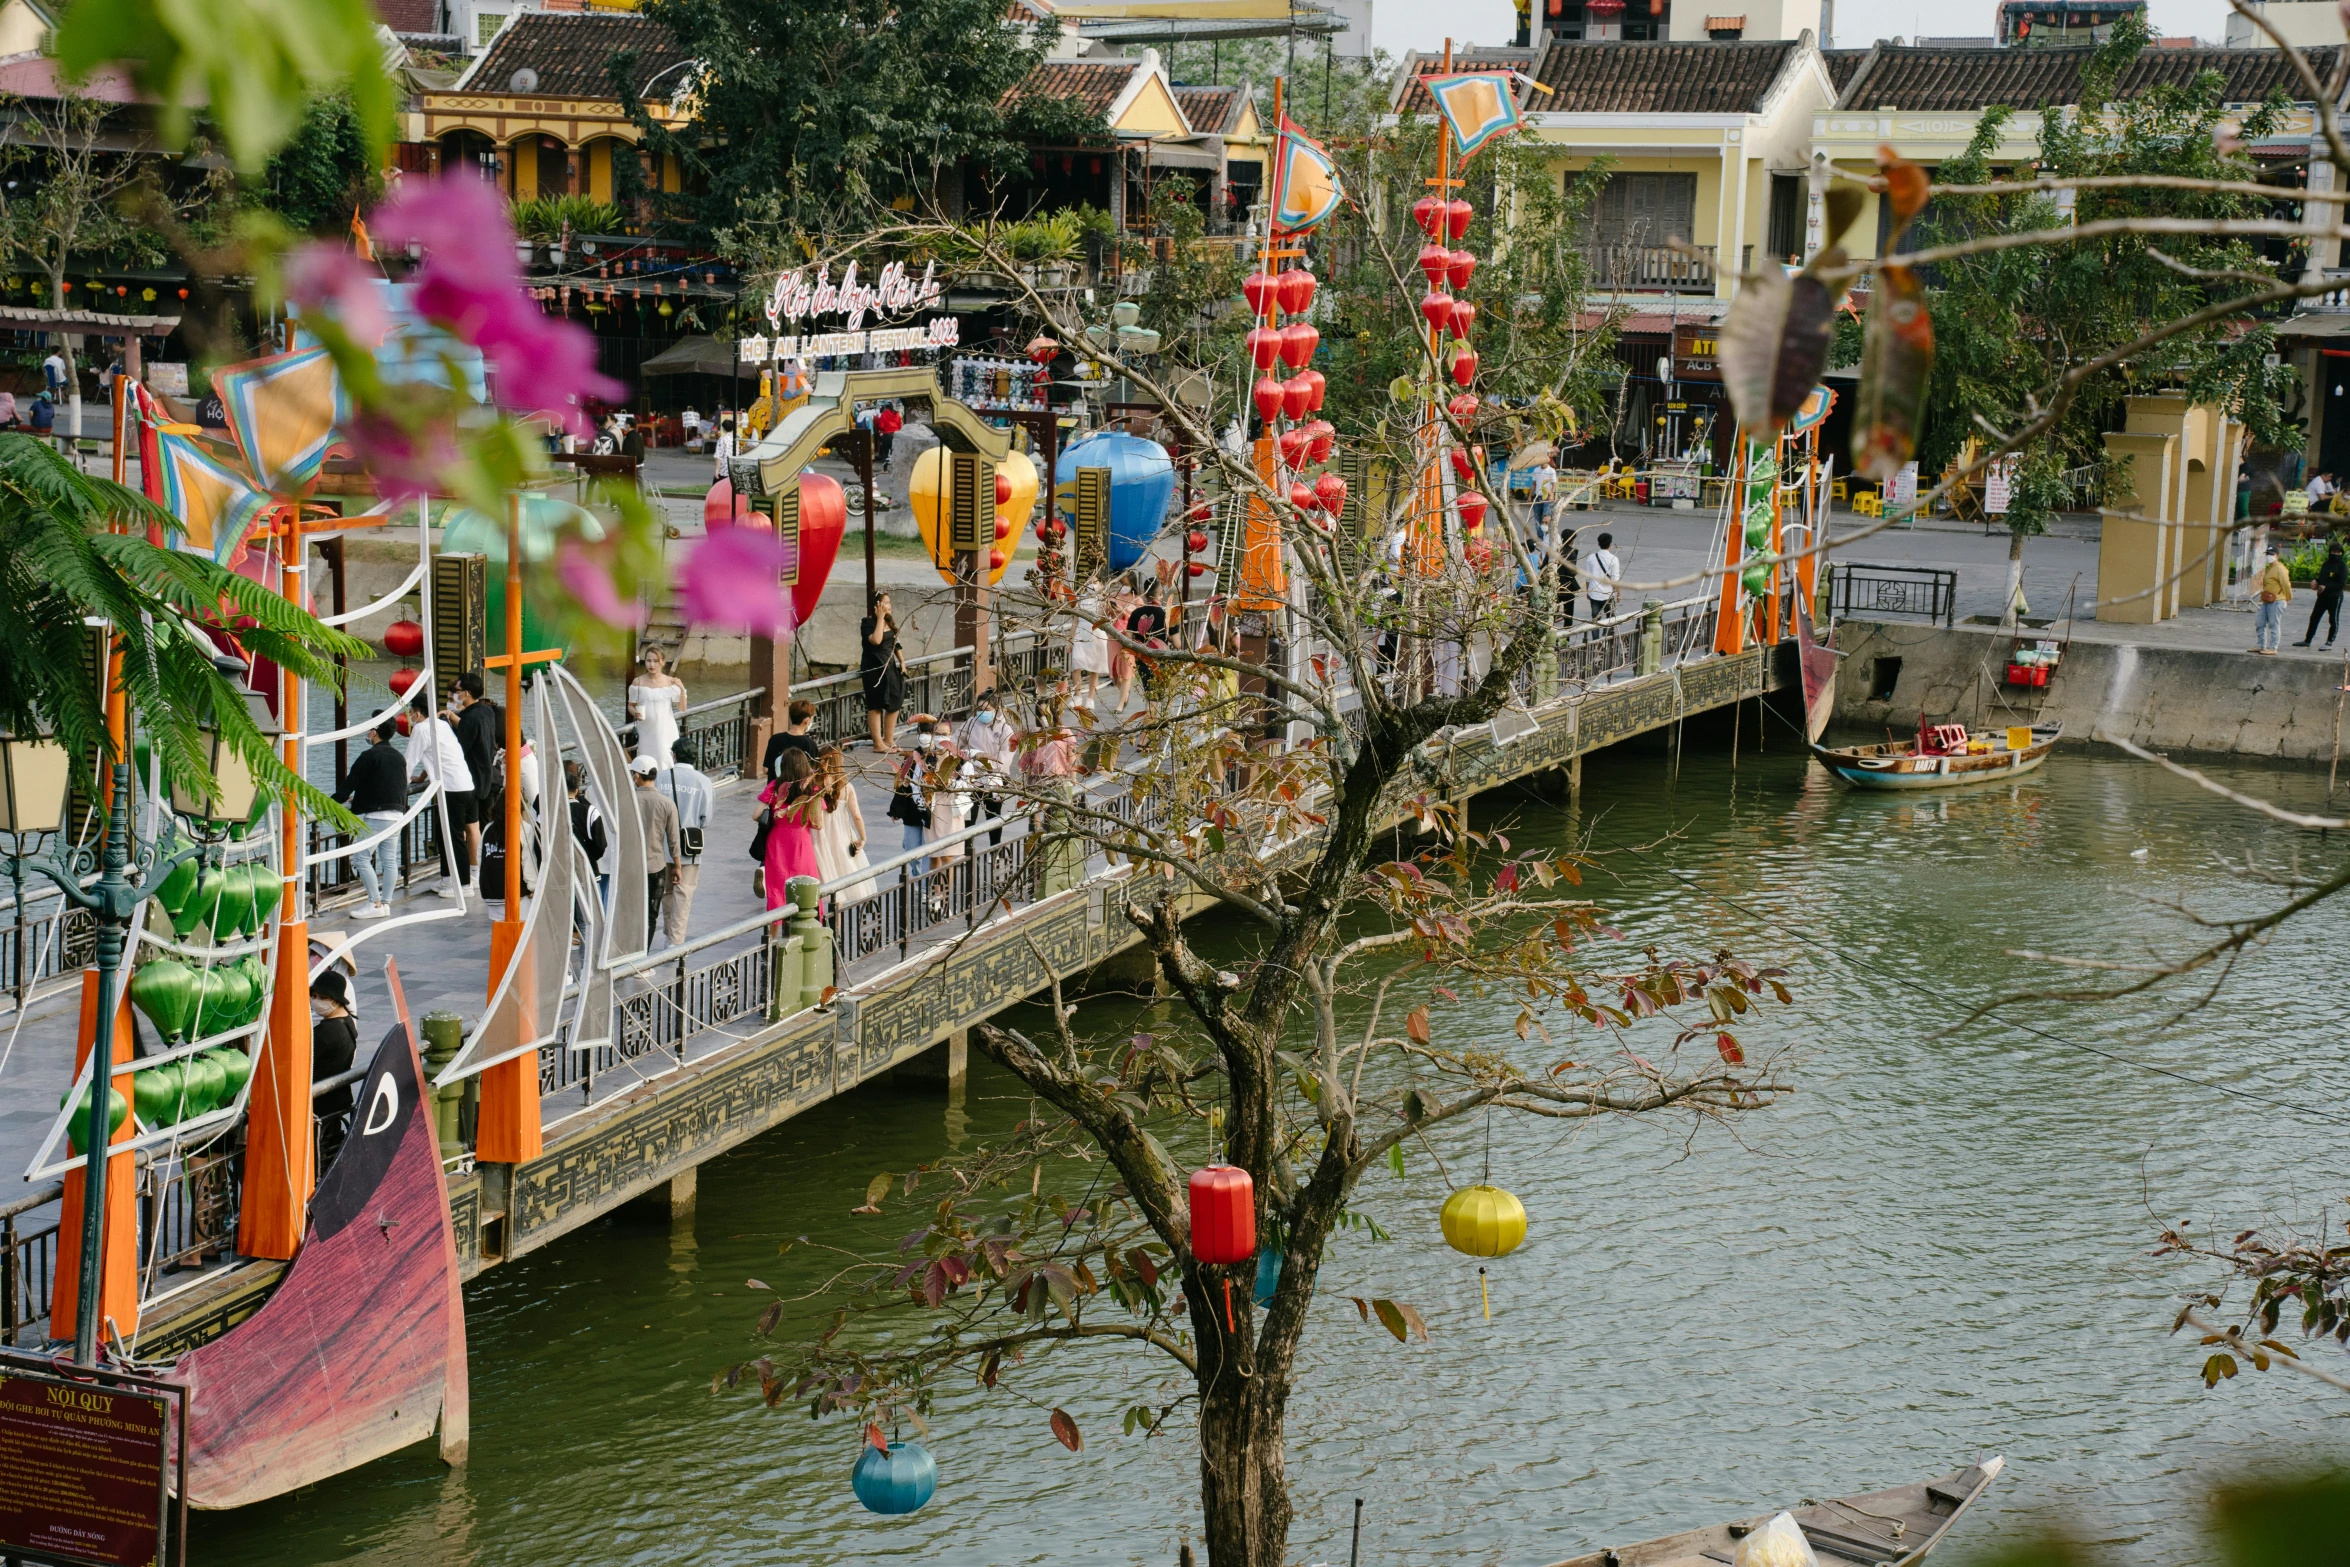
[763,261,945,332]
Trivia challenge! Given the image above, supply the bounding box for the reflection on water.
[194,744,2350,1567]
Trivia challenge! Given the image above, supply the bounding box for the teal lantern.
[1253,1244,1282,1307]
[851,1439,938,1515]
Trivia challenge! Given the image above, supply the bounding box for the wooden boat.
[1540,1456,2005,1567]
[1812,720,2059,790]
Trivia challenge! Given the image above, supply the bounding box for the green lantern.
[154,841,201,932]
[62,1085,129,1154]
[1742,502,1772,551]
[128,957,201,1042]
[131,1067,177,1129]
[209,1046,253,1099]
[189,865,228,937]
[150,1059,191,1125]
[247,862,282,933]
[212,862,255,940]
[181,1055,229,1118]
[192,964,238,1037]
[1741,560,1775,599]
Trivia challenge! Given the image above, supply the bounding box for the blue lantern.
[851,1439,938,1515]
[1054,431,1175,575]
[1253,1244,1282,1307]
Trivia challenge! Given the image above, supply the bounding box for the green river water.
[193,740,2350,1566]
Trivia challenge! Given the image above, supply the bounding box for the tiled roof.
[1529,38,1805,114]
[461,12,692,100]
[1822,48,1869,91]
[1835,43,2345,111]
[1003,59,1136,119]
[1173,83,1244,135]
[375,0,440,34]
[1392,46,1538,113]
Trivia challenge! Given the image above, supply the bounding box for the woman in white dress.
[1068,574,1111,708]
[626,648,687,769]
[813,748,874,902]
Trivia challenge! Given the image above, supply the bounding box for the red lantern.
[990,548,1008,571]
[1411,194,1445,237]
[386,667,425,698]
[1418,243,1451,288]
[1278,427,1311,468]
[1305,420,1335,464]
[1445,198,1474,240]
[1190,1164,1256,1265]
[1451,348,1479,387]
[1279,321,1319,369]
[1245,327,1281,370]
[1186,529,1209,552]
[393,712,413,737]
[1190,501,1215,523]
[1452,299,1478,339]
[383,618,425,659]
[995,513,1016,541]
[1242,272,1276,318]
[1448,392,1480,423]
[1449,249,1477,290]
[1289,482,1317,513]
[1253,376,1286,420]
[1457,490,1489,531]
[1186,559,1208,577]
[1275,268,1316,315]
[995,471,1012,506]
[1450,448,1477,484]
[1420,291,1455,330]
[1300,369,1327,412]
[1282,376,1313,421]
[1315,471,1347,515]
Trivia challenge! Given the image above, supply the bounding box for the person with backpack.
[663,738,715,943]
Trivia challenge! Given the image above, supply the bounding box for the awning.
[1135,139,1224,172]
[0,305,181,333]
[637,335,743,376]
[2273,312,2350,339]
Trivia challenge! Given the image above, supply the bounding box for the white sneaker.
[433,882,458,898]
[353,903,391,920]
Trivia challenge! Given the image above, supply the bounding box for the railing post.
[1639,600,1665,675]
[763,914,788,1023]
[2,1211,17,1344]
[788,876,830,1010]
[420,1010,467,1161]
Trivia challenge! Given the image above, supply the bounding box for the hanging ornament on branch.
[1717,184,1863,438]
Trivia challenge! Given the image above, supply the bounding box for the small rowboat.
[1539,1456,2005,1567]
[1813,722,2060,790]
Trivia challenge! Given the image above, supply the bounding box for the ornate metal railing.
[0,892,97,1008]
[620,689,759,779]
[136,1147,241,1285]
[1827,562,1957,627]
[793,635,1042,754]
[2,1184,60,1345]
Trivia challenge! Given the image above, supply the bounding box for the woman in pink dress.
[759,750,821,910]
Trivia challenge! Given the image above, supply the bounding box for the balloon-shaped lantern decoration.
[382,616,424,660]
[910,448,1027,587]
[704,476,754,529]
[851,1436,939,1515]
[1439,1183,1526,1321]
[786,471,847,625]
[1053,432,1174,575]
[1190,1161,1256,1330]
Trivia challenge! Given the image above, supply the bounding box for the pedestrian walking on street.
[861,592,907,751]
[2300,538,2346,648]
[759,749,821,911]
[762,697,820,781]
[886,727,935,875]
[663,739,715,945]
[633,754,683,939]
[812,747,873,901]
[2254,547,2292,654]
[875,402,902,470]
[405,695,475,895]
[1581,530,1621,625]
[334,718,408,919]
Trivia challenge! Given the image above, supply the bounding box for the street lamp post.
[0,660,268,1365]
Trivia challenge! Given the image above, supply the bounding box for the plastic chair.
[1853,491,1882,518]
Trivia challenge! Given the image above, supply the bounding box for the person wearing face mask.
[956,690,1016,847]
[311,970,360,1170]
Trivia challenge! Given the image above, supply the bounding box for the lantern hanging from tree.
[1189,1161,1255,1331]
[1439,1183,1526,1321]
[851,1433,938,1515]
[383,617,425,659]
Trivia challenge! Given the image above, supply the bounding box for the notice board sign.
[0,1356,184,1567]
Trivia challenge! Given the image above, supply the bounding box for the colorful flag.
[1270,117,1344,235]
[150,428,269,563]
[1424,72,1524,160]
[213,346,346,493]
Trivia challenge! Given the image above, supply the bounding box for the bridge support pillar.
[1568,753,1582,806]
[748,630,791,766]
[667,1166,697,1220]
[1638,600,1665,676]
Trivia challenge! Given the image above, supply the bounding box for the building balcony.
[1581,243,1739,295]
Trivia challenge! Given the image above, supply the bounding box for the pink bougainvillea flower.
[339,408,460,502]
[678,526,795,638]
[370,176,624,436]
[555,538,648,629]
[283,243,390,347]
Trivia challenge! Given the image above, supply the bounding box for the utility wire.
[1587,822,2350,1130]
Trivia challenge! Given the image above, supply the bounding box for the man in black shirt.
[310,970,360,1169]
[333,719,409,917]
[761,697,820,782]
[450,670,501,884]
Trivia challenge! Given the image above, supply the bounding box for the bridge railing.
[2,1183,60,1345]
[1827,562,1957,627]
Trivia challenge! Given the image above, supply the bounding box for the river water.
[193,739,2350,1567]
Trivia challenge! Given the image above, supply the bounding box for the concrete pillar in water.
[1567,753,1582,806]
[1638,599,1665,676]
[667,1165,697,1220]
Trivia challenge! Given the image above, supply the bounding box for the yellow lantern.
[1440,1184,1526,1321]
[909,446,1022,587]
[1440,1184,1526,1258]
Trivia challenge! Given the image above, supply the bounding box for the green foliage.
[1912,17,2302,540]
[254,92,379,236]
[0,436,363,830]
[55,0,390,176]
[628,0,1070,238]
[511,196,628,241]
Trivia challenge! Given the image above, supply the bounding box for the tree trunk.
[1195,1342,1292,1567]
[2001,529,2026,627]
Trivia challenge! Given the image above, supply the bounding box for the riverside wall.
[1831,617,2350,764]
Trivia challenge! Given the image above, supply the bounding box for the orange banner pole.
[240,511,314,1258]
[477,492,543,1163]
[50,973,139,1338]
